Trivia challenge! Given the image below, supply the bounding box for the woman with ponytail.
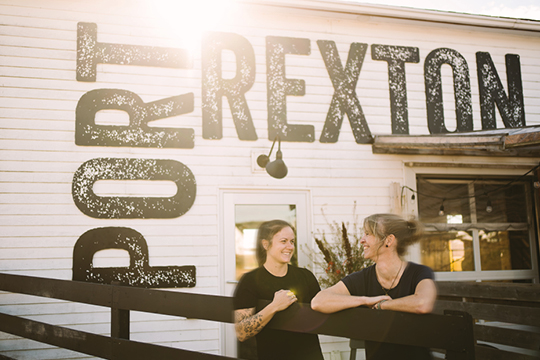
[233,220,324,360]
[311,213,437,360]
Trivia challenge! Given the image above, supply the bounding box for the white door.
[219,189,312,357]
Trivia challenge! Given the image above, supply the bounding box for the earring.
[385,244,388,248]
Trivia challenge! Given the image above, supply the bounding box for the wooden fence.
[0,273,474,359]
[434,281,540,360]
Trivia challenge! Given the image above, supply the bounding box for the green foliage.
[308,220,373,288]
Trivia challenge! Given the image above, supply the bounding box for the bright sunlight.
[150,0,237,53]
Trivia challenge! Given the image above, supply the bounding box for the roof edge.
[241,0,540,33]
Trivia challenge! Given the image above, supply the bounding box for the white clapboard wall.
[1,0,539,358]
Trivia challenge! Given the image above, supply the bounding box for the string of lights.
[400,163,540,215]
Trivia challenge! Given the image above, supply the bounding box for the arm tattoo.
[235,308,265,341]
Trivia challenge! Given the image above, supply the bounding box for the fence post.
[111,281,130,340]
[444,310,475,360]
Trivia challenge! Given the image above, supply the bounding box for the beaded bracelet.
[376,299,388,310]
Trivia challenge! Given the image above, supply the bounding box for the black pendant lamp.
[256,135,288,179]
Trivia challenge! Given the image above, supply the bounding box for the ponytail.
[364,214,424,256]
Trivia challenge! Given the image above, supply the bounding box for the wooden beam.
[505,132,540,148]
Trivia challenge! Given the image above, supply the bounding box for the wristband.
[377,299,388,310]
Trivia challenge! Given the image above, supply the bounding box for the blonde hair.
[363,213,423,256]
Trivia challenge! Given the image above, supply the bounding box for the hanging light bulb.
[486,199,493,213]
[438,201,445,216]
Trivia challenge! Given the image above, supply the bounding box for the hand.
[364,295,391,308]
[271,289,298,312]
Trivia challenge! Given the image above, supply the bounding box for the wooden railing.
[434,281,540,360]
[0,273,475,359]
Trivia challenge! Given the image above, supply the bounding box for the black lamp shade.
[257,154,270,168]
[265,150,287,179]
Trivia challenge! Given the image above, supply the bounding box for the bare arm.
[311,281,391,314]
[374,278,437,314]
[234,289,296,342]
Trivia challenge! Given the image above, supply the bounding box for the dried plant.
[306,210,373,288]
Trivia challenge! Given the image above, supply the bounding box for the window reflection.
[480,231,531,270]
[475,184,527,223]
[417,176,534,277]
[417,180,471,223]
[421,231,475,272]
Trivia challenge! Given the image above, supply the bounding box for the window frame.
[404,162,539,283]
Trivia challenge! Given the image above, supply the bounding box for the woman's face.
[264,226,295,265]
[360,226,382,261]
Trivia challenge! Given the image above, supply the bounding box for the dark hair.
[363,213,424,256]
[255,220,294,266]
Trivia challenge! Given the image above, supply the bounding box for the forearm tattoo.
[235,308,264,341]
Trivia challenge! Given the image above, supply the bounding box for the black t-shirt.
[233,265,324,360]
[342,262,434,360]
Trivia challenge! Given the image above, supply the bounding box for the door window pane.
[421,231,475,272]
[234,204,297,280]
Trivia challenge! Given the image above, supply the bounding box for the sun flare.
[151,0,237,53]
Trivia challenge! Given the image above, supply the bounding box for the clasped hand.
[271,289,298,311]
[368,295,392,309]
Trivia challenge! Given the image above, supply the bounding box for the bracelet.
[376,299,388,310]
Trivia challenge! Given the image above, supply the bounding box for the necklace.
[377,261,403,296]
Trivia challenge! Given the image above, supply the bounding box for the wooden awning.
[372,126,540,157]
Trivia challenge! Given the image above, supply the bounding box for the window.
[416,175,538,282]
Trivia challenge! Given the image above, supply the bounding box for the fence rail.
[0,273,475,359]
[435,281,540,360]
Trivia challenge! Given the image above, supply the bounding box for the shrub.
[307,218,373,288]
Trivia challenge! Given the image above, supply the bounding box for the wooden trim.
[404,162,536,170]
[505,132,540,148]
[437,281,540,303]
[247,0,540,33]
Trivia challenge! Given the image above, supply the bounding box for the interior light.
[438,201,445,216]
[486,199,493,213]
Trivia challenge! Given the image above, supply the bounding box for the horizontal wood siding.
[1,0,539,358]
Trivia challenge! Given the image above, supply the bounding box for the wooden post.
[111,281,130,340]
[389,182,402,215]
[444,310,475,360]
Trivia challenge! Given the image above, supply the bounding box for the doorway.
[219,189,312,357]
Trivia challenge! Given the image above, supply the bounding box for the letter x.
[318,40,372,144]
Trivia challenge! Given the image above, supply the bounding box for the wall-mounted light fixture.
[256,135,288,179]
